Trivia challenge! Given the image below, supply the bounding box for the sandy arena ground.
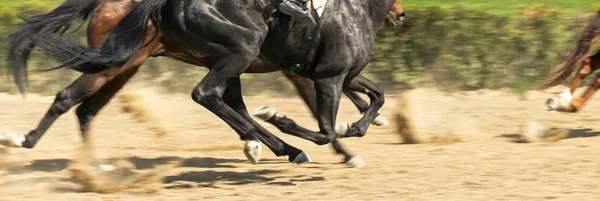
[0,87,599,201]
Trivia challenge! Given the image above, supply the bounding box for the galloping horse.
[2,0,402,166]
[544,10,600,113]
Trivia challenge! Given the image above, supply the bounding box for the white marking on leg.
[252,106,277,121]
[557,88,573,104]
[0,131,25,148]
[371,114,389,126]
[335,122,350,138]
[243,140,262,164]
[545,88,573,111]
[346,156,365,168]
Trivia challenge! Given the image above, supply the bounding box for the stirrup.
[279,1,317,28]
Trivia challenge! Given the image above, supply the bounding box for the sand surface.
[0,87,599,201]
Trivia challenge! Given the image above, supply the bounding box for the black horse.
[3,0,400,165]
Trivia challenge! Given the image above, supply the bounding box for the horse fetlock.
[49,90,74,115]
[334,122,350,137]
[315,134,336,145]
[21,133,39,149]
[566,98,583,113]
[346,126,365,137]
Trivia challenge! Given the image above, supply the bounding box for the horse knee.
[191,85,223,107]
[370,87,385,108]
[75,104,96,124]
[375,92,385,107]
[49,90,74,116]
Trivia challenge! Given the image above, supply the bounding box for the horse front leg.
[560,74,600,113]
[546,52,600,112]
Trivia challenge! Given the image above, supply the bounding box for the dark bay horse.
[543,10,600,113]
[2,0,401,166]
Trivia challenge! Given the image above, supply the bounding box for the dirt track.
[0,87,599,201]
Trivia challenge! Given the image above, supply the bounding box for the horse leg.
[562,54,600,112]
[312,75,346,143]
[546,52,600,112]
[254,71,362,166]
[223,76,308,164]
[343,91,388,126]
[566,74,600,112]
[252,74,344,145]
[191,54,307,163]
[0,67,129,148]
[567,52,600,94]
[343,76,389,126]
[338,76,385,138]
[267,75,346,145]
[76,67,139,144]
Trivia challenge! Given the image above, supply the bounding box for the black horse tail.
[33,0,166,75]
[8,0,100,94]
[541,10,600,89]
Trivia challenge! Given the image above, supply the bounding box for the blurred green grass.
[4,0,599,15]
[2,0,61,5]
[401,0,598,14]
[3,0,61,3]
[0,0,598,94]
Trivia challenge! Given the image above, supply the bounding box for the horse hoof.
[335,122,350,138]
[346,156,365,168]
[243,140,262,164]
[371,115,389,126]
[292,152,311,164]
[252,106,277,121]
[0,131,25,148]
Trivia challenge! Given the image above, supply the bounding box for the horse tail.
[8,0,100,94]
[33,0,166,74]
[541,10,600,89]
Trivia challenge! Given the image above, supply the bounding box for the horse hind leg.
[0,49,148,148]
[337,75,385,138]
[0,71,117,148]
[191,52,308,164]
[254,71,363,167]
[76,67,140,145]
[256,74,345,145]
[222,76,307,164]
[344,91,389,126]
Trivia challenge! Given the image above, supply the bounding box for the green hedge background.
[0,1,598,95]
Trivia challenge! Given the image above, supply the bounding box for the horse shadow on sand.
[1,156,325,191]
[500,128,600,142]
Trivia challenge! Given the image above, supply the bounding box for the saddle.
[267,0,328,73]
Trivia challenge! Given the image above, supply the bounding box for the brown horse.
[543,10,600,113]
[2,0,405,167]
